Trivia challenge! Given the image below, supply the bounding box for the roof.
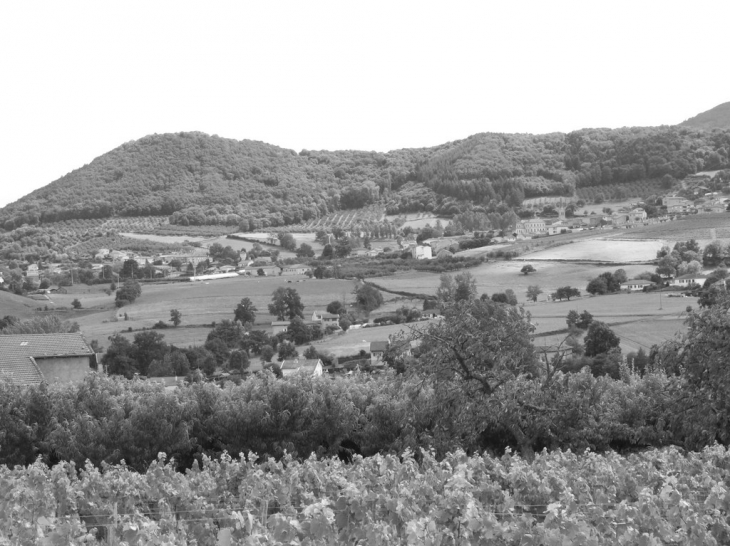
[0,333,93,386]
[279,358,322,370]
[271,321,290,326]
[621,279,654,285]
[370,341,389,352]
[675,274,707,280]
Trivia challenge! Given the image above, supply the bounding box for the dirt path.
[711,228,717,240]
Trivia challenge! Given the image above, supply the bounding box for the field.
[0,290,41,319]
[521,238,664,262]
[615,213,730,243]
[50,276,422,351]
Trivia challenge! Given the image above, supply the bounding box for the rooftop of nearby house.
[279,358,322,370]
[370,341,389,353]
[0,333,93,386]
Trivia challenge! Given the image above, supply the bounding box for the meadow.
[522,238,664,262]
[616,213,730,243]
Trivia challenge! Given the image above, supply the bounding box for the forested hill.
[2,126,730,230]
[680,102,730,130]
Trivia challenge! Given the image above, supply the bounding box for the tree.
[115,279,142,306]
[335,239,352,258]
[277,233,297,252]
[414,298,538,457]
[228,349,250,373]
[268,287,305,320]
[169,309,182,327]
[566,310,580,329]
[339,317,351,331]
[286,317,312,345]
[583,321,620,357]
[355,284,383,312]
[207,319,246,349]
[131,331,168,376]
[436,273,456,302]
[586,277,608,295]
[296,243,315,258]
[577,310,593,330]
[453,272,477,302]
[260,345,275,362]
[277,340,298,361]
[526,285,542,302]
[555,286,580,301]
[71,298,82,309]
[120,259,140,279]
[234,297,257,325]
[521,264,536,275]
[326,300,345,315]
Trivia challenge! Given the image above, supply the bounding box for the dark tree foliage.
[584,321,621,357]
[268,287,305,320]
[355,284,383,312]
[234,297,257,325]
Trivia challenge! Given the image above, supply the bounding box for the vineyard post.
[108,502,117,546]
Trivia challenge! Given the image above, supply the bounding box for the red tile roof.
[0,333,93,386]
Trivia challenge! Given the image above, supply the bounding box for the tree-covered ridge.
[680,101,730,130]
[2,125,730,230]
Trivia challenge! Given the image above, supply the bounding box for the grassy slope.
[0,290,40,320]
[680,101,730,130]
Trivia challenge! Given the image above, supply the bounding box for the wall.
[35,356,93,384]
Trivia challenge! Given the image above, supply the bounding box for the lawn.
[616,214,730,243]
[0,290,41,319]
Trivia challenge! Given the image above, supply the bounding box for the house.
[281,264,311,276]
[311,310,340,327]
[0,333,96,386]
[26,264,40,278]
[370,341,389,366]
[671,274,708,287]
[0,275,4,286]
[546,221,569,236]
[514,218,547,238]
[278,358,323,377]
[271,321,290,334]
[663,196,695,214]
[620,279,655,291]
[411,245,433,260]
[251,265,281,276]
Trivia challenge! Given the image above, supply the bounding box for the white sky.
[1,0,728,209]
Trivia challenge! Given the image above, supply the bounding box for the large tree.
[268,287,305,320]
[355,284,383,312]
[234,297,257,325]
[583,321,620,357]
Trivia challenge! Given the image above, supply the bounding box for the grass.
[0,290,40,319]
[522,239,664,262]
[616,213,730,242]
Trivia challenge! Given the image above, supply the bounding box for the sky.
[1,0,728,208]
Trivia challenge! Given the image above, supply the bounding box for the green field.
[616,213,730,242]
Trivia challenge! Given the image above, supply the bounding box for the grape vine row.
[2,446,730,545]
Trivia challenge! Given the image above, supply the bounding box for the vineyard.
[265,205,391,233]
[3,446,730,544]
[576,180,667,203]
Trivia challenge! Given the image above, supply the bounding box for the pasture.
[0,290,40,319]
[615,213,730,243]
[521,239,664,262]
[369,260,655,304]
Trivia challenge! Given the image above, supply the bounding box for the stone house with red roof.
[0,333,96,386]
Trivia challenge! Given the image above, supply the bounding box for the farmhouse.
[311,310,340,327]
[281,264,311,275]
[0,333,96,386]
[663,196,695,214]
[271,321,290,334]
[411,245,432,260]
[277,358,323,377]
[515,218,547,237]
[620,279,655,291]
[671,274,708,287]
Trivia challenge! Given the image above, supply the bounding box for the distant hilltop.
[1,103,730,231]
[680,102,730,130]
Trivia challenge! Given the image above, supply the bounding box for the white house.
[311,310,340,327]
[671,275,707,287]
[278,358,323,377]
[515,219,547,238]
[281,264,311,276]
[620,279,655,292]
[411,245,432,260]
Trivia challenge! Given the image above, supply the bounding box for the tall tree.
[234,297,257,325]
[268,287,305,320]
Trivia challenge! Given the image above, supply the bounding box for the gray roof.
[370,341,389,352]
[0,333,93,386]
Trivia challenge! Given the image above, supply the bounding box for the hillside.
[2,126,730,231]
[680,101,730,130]
[0,290,40,319]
